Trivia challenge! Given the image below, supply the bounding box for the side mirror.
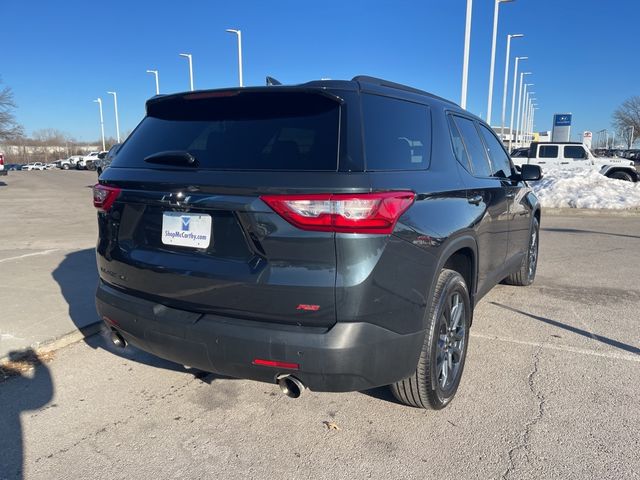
[520,164,543,181]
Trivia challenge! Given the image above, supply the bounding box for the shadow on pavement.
[51,248,223,384]
[0,349,54,480]
[543,227,640,240]
[490,302,640,355]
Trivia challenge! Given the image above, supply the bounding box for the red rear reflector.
[296,304,320,311]
[252,359,299,370]
[260,191,415,234]
[93,184,121,212]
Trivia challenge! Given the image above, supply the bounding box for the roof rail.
[351,75,458,106]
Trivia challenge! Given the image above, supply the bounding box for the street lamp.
[179,53,194,91]
[146,69,160,95]
[500,34,524,140]
[107,91,120,143]
[486,0,515,125]
[521,90,534,146]
[93,98,105,151]
[460,0,473,109]
[508,56,527,151]
[629,125,635,149]
[515,73,532,147]
[226,29,244,87]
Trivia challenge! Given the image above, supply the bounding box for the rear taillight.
[93,184,121,212]
[260,191,415,234]
[0,155,4,166]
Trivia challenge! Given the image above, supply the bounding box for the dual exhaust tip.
[276,374,305,398]
[109,329,305,398]
[110,329,127,349]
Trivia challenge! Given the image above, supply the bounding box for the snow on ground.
[530,168,640,209]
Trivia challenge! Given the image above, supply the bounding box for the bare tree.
[613,96,640,148]
[0,77,24,142]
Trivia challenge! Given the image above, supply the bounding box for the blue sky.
[2,0,638,142]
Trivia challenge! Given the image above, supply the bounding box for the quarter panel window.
[361,94,431,171]
[447,115,472,172]
[452,116,492,177]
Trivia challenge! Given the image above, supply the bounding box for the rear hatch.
[96,89,356,328]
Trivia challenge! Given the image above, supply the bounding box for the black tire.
[391,269,471,409]
[97,167,103,175]
[87,163,97,171]
[608,171,633,182]
[505,217,539,286]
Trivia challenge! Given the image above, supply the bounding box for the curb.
[543,207,640,217]
[0,321,102,365]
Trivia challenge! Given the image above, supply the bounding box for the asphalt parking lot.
[0,171,639,480]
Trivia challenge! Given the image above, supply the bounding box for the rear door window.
[538,145,559,158]
[361,94,431,170]
[111,92,340,171]
[452,116,492,177]
[479,124,512,177]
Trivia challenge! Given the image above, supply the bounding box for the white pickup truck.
[512,142,639,182]
[76,151,107,170]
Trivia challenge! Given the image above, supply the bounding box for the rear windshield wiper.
[144,151,198,167]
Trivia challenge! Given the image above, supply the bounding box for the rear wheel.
[505,217,539,286]
[62,164,70,170]
[391,269,470,409]
[608,171,633,182]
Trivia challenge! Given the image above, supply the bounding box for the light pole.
[460,0,473,109]
[179,53,194,91]
[486,0,515,125]
[107,91,120,143]
[508,56,527,151]
[93,98,105,151]
[515,73,531,147]
[521,90,534,146]
[146,69,160,95]
[629,125,635,149]
[226,29,244,87]
[500,34,523,140]
[527,102,537,144]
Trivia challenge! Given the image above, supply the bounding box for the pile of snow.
[530,168,640,209]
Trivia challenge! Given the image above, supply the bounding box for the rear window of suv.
[111,91,340,171]
[361,94,431,171]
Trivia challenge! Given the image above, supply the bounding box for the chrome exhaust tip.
[276,374,305,399]
[110,329,127,349]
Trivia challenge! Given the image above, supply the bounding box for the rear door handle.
[468,195,483,205]
[505,192,516,199]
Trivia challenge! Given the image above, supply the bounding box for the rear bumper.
[96,281,425,392]
[0,169,6,176]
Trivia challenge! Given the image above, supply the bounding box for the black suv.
[94,76,542,409]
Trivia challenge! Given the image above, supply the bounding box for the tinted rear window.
[361,94,431,171]
[111,92,340,171]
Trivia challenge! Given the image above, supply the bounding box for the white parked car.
[0,152,6,176]
[21,162,46,171]
[512,142,639,182]
[44,163,58,170]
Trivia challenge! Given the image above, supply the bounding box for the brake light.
[260,192,415,234]
[93,184,121,212]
